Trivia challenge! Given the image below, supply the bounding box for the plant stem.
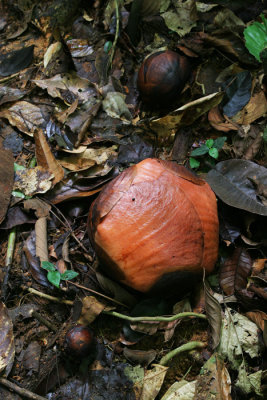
[103,311,207,322]
[159,341,206,366]
[28,287,73,305]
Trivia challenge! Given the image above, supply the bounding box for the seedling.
[189,137,227,169]
[41,261,78,288]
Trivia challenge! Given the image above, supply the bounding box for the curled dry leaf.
[123,348,157,367]
[0,141,14,225]
[245,310,267,331]
[231,91,267,125]
[208,106,238,132]
[220,248,252,296]
[34,129,64,185]
[204,281,222,350]
[0,301,15,376]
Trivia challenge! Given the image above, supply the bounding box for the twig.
[66,280,128,308]
[103,310,207,322]
[108,0,120,70]
[28,287,73,305]
[159,341,206,366]
[0,377,47,400]
[1,227,16,299]
[32,311,58,332]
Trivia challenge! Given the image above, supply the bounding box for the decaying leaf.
[161,0,197,37]
[245,310,267,331]
[0,301,15,376]
[123,348,157,367]
[236,361,263,396]
[102,92,132,121]
[161,380,196,400]
[14,166,54,196]
[194,353,231,400]
[0,140,14,225]
[219,308,262,370]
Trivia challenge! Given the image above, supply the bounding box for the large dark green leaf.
[206,160,267,216]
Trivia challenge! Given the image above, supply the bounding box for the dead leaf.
[77,296,106,325]
[0,301,15,376]
[0,140,14,225]
[34,129,64,185]
[14,166,53,196]
[204,281,222,350]
[231,91,267,125]
[245,310,267,331]
[0,101,46,136]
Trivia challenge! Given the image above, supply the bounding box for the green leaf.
[12,190,25,199]
[244,15,267,62]
[191,145,209,157]
[47,270,61,288]
[263,127,267,142]
[104,41,112,53]
[206,139,214,149]
[60,270,79,281]
[189,157,200,169]
[209,147,219,159]
[41,261,56,272]
[213,136,227,150]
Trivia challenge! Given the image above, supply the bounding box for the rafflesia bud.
[88,159,219,295]
[137,50,191,106]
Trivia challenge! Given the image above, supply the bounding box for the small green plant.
[41,261,78,288]
[244,14,267,62]
[189,137,227,169]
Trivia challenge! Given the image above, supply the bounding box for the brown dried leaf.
[35,217,48,262]
[23,198,51,218]
[34,129,64,185]
[0,301,15,376]
[232,91,267,125]
[77,296,106,325]
[0,101,46,136]
[220,248,252,296]
[0,140,14,225]
[208,106,238,132]
[245,310,267,331]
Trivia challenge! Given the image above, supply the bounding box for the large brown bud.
[88,159,219,295]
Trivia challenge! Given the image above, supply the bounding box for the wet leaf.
[204,281,222,350]
[0,45,34,76]
[222,71,252,117]
[194,353,231,400]
[206,160,267,216]
[0,301,15,376]
[220,248,252,296]
[0,141,14,225]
